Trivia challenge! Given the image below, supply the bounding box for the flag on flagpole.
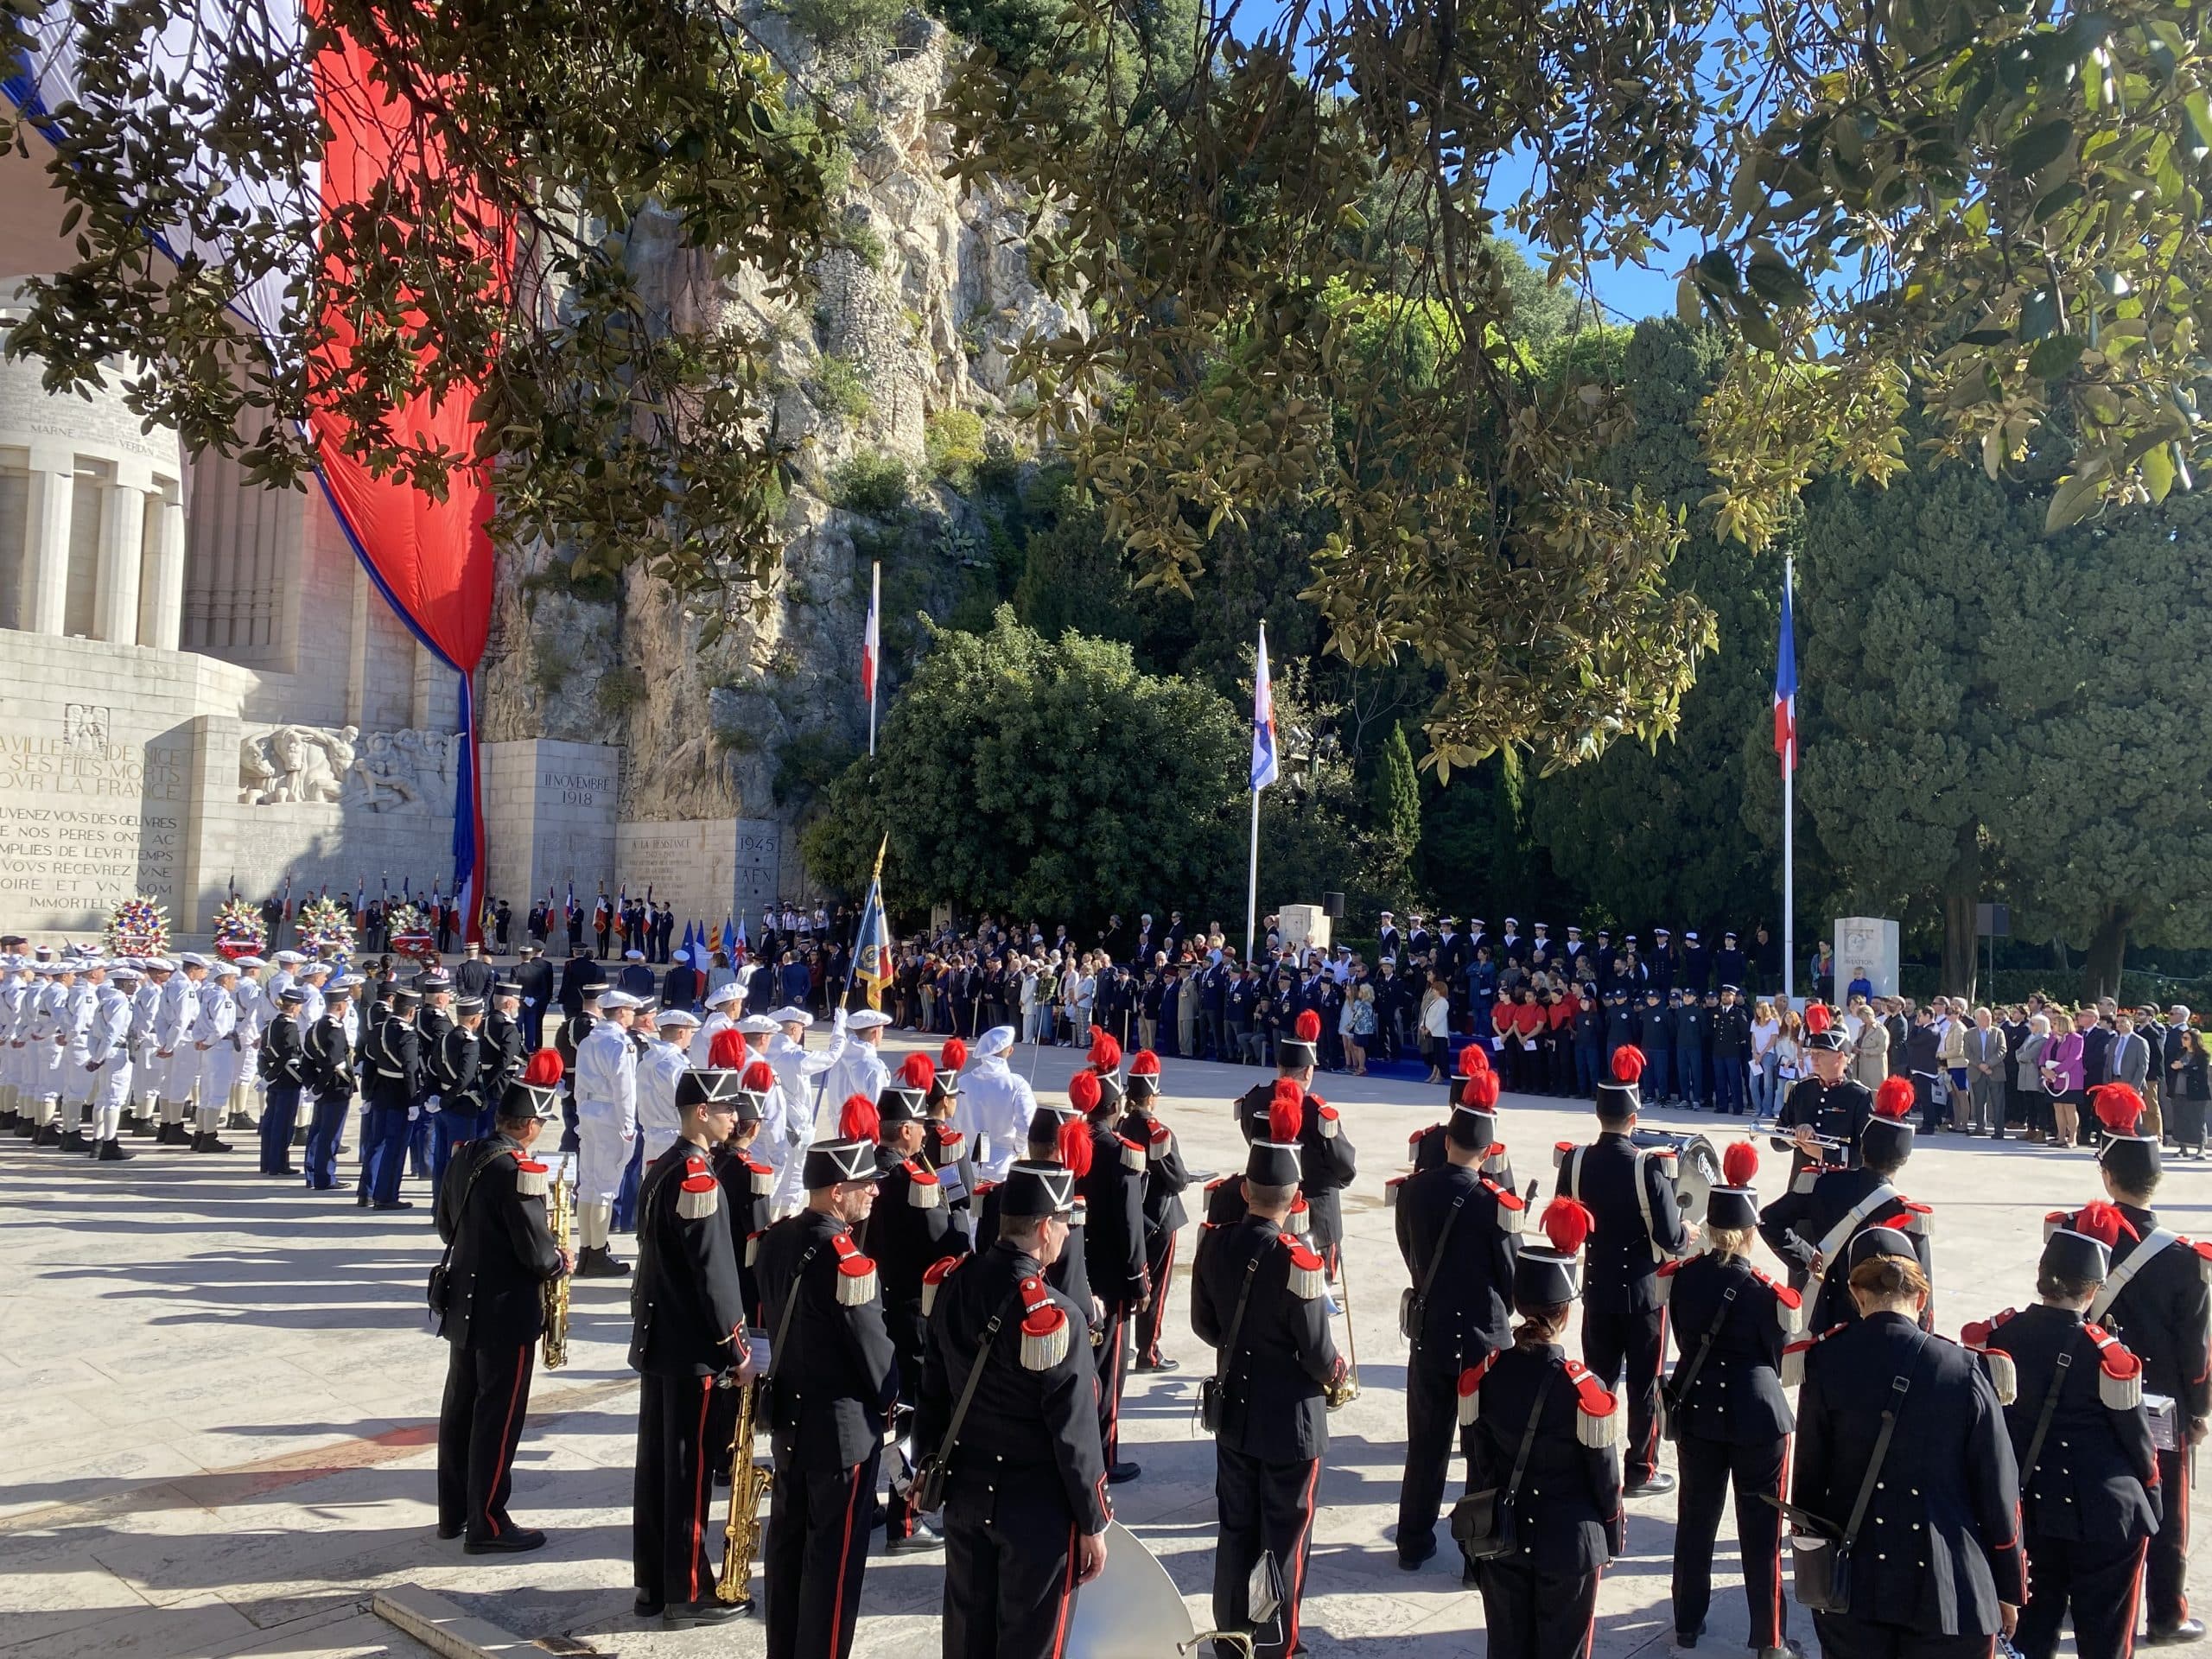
[854,837,893,1009]
[1774,567,1799,773]
[862,561,880,754]
[680,920,695,963]
[1250,623,1281,791]
[733,913,746,950]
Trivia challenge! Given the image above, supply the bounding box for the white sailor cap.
[212,959,241,977]
[625,949,646,961]
[300,958,332,976]
[975,1024,1016,1058]
[275,950,306,965]
[768,1006,813,1027]
[703,982,743,1008]
[737,1014,778,1033]
[235,956,267,969]
[143,957,175,972]
[111,964,141,982]
[330,974,366,993]
[179,951,209,969]
[847,1009,892,1030]
[600,990,644,1011]
[656,1007,701,1029]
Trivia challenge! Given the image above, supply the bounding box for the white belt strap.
[1815,1182,1901,1266]
[1571,1145,1666,1262]
[2093,1228,2179,1321]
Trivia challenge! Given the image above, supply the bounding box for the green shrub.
[839,221,887,270]
[925,409,988,490]
[810,353,872,423]
[596,665,647,716]
[831,452,911,516]
[783,0,904,48]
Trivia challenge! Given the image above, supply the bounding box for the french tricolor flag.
[1251,623,1280,791]
[862,560,880,753]
[1774,566,1798,773]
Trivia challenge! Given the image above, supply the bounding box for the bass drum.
[1064,1521,1197,1657]
[1630,1128,1724,1225]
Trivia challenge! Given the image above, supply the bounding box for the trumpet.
[542,1161,573,1370]
[716,1370,770,1608]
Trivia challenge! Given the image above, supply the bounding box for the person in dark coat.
[558,948,607,1018]
[1554,1046,1688,1494]
[514,945,554,1049]
[480,982,527,1141]
[432,1054,569,1553]
[257,987,308,1175]
[976,1103,1095,1316]
[1789,1242,2024,1659]
[357,985,422,1210]
[1659,1142,1802,1657]
[1760,1077,1933,1327]
[301,979,359,1190]
[1392,1063,1526,1570]
[1462,1196,1625,1659]
[920,1161,1110,1659]
[1192,1136,1348,1659]
[1770,1004,1875,1184]
[1962,1205,2159,1659]
[627,1066,758,1629]
[754,1136,899,1659]
[2085,1085,2212,1643]
[1120,1049,1192,1371]
[1073,1047,1147,1482]
[1230,1010,1357,1275]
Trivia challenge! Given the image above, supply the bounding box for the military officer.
[922,1160,1112,1658]
[634,1005,697,1165]
[1192,1135,1347,1659]
[628,1054,757,1628]
[0,950,28,1133]
[84,963,137,1162]
[189,959,242,1152]
[1073,1065,1147,1482]
[514,942,554,1049]
[425,992,486,1191]
[755,1135,899,1659]
[690,979,742,1065]
[554,981,601,1154]
[1119,1049,1191,1373]
[1462,1198,1626,1659]
[1554,1045,1688,1495]
[1789,1236,2024,1659]
[229,954,268,1131]
[54,956,100,1153]
[1233,1009,1358,1276]
[432,1052,570,1554]
[1770,1003,1875,1182]
[2082,1083,2211,1644]
[1759,1077,1932,1329]
[480,980,526,1139]
[1963,1204,2158,1659]
[302,977,360,1191]
[356,984,423,1210]
[1657,1142,1802,1659]
[126,957,165,1139]
[1393,1064,1527,1570]
[153,953,202,1143]
[573,989,641,1275]
[258,986,308,1175]
[954,1023,1039,1186]
[412,969,456,1179]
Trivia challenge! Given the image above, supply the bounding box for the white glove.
[423,1093,442,1116]
[407,1105,421,1122]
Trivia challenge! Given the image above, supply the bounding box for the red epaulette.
[2043,1210,2071,1242]
[1314,1101,1340,1139]
[1653,1255,1686,1304]
[936,1128,965,1153]
[1481,1176,1528,1234]
[1553,1139,1578,1168]
[831,1231,878,1306]
[1018,1275,1068,1370]
[1384,1173,1407,1207]
[677,1153,720,1220]
[2085,1322,2145,1408]
[920,1254,963,1316]
[1457,1351,1498,1425]
[1409,1123,1441,1149]
[1749,1266,1806,1332]
[1204,1174,1233,1194]
[1962,1309,2020,1402]
[1563,1359,1623,1446]
[1283,1238,1325,1299]
[904,1159,942,1208]
[1119,1134,1146,1172]
[1883,1199,1932,1236]
[746,1158,773,1197]
[2191,1238,2212,1284]
[1286,1192,1311,1236]
[514,1157,550,1198]
[1147,1121,1173,1153]
[1483,1142,1510,1177]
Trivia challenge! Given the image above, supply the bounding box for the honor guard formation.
[10,939,2212,1659]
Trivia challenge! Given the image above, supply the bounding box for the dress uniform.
[55,960,98,1151]
[1963,1210,2158,1659]
[258,988,308,1173]
[1394,1064,1526,1569]
[1119,1050,1192,1371]
[709,1056,778,1324]
[1192,1138,1347,1659]
[554,987,600,1154]
[425,996,485,1192]
[480,982,526,1139]
[413,974,456,1179]
[1233,1011,1360,1275]
[921,1161,1111,1659]
[126,961,165,1138]
[1657,1143,1802,1656]
[2081,1084,2212,1643]
[1463,1198,1626,1659]
[1759,1078,1934,1331]
[433,1055,567,1552]
[1770,1006,1875,1183]
[1074,1059,1147,1478]
[756,1136,900,1659]
[154,957,203,1141]
[1406,1046,1517,1182]
[515,946,554,1050]
[922,1036,979,1243]
[301,981,359,1189]
[628,1064,756,1627]
[1790,1252,2025,1659]
[85,966,137,1160]
[976,1104,1095,1314]
[574,991,641,1274]
[1554,1046,1688,1492]
[358,987,423,1209]
[192,962,242,1151]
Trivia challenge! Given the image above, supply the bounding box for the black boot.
[96,1138,133,1161]
[226,1109,253,1130]
[575,1245,629,1278]
[33,1120,62,1147]
[60,1128,91,1153]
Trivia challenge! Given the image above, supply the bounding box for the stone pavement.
[4,1035,2208,1659]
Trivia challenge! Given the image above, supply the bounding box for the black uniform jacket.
[1758,1166,1933,1331]
[2105,1203,2212,1425]
[1770,1076,1874,1177]
[416,1009,454,1103]
[865,1148,964,1369]
[1080,1116,1149,1308]
[917,1241,1109,1533]
[305,1014,354,1096]
[712,1142,775,1324]
[1660,1249,1797,1444]
[755,1206,899,1469]
[627,1139,751,1379]
[259,1013,306,1087]
[1465,1343,1626,1574]
[922,1119,978,1225]
[435,1133,563,1349]
[482,1011,524,1099]
[1974,1303,2159,1545]
[1554,1131,1688,1309]
[1395,1160,1520,1368]
[976,1179,1094,1312]
[431,1024,481,1112]
[1191,1215,1343,1461]
[1117,1106,1192,1237]
[363,1013,421,1109]
[1232,1080,1359,1250]
[1407,1124,1516,1187]
[1793,1312,2025,1633]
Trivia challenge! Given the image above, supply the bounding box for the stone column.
[141,493,185,651]
[22,446,75,636]
[94,467,150,645]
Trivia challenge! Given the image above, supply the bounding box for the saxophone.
[716,1370,770,1607]
[542,1162,573,1370]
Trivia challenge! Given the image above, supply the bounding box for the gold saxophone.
[716,1372,769,1607]
[542,1164,572,1370]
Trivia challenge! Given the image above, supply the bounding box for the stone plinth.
[1834,915,1901,996]
[481,739,620,908]
[612,816,784,935]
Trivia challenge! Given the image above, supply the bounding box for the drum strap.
[1569,1145,1664,1262]
[1815,1182,1900,1267]
[2092,1229,2178,1321]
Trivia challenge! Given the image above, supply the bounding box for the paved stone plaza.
[3,1035,2203,1659]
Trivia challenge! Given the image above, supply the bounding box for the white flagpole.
[1782,551,1796,1011]
[868,561,880,757]
[1244,788,1261,968]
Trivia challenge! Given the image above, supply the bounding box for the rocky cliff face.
[478,10,1069,838]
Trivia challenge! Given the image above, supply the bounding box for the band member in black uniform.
[1406,1045,1516,1183]
[1233,1009,1358,1277]
[1393,1064,1527,1571]
[709,1054,777,1322]
[923,1037,977,1241]
[978,1105,1096,1314]
[1770,1004,1875,1184]
[302,978,358,1191]
[1963,1204,2158,1659]
[431,1051,570,1553]
[1120,1049,1192,1372]
[866,1065,965,1553]
[1759,1077,1934,1330]
[920,1160,1111,1659]
[426,993,484,1192]
[627,1063,756,1629]
[1657,1141,1802,1658]
[755,1135,899,1659]
[1073,1065,1147,1483]
[2084,1082,2212,1644]
[1192,1137,1348,1659]
[359,985,423,1211]
[1789,1238,2024,1659]
[481,980,526,1139]
[1554,1045,1688,1495]
[257,986,308,1176]
[1462,1197,1626,1659]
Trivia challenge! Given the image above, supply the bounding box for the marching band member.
[1235,1010,1358,1277]
[1075,1063,1147,1483]
[1759,1077,1933,1332]
[1771,1003,1874,1185]
[921,1037,978,1241]
[1120,1050,1191,1373]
